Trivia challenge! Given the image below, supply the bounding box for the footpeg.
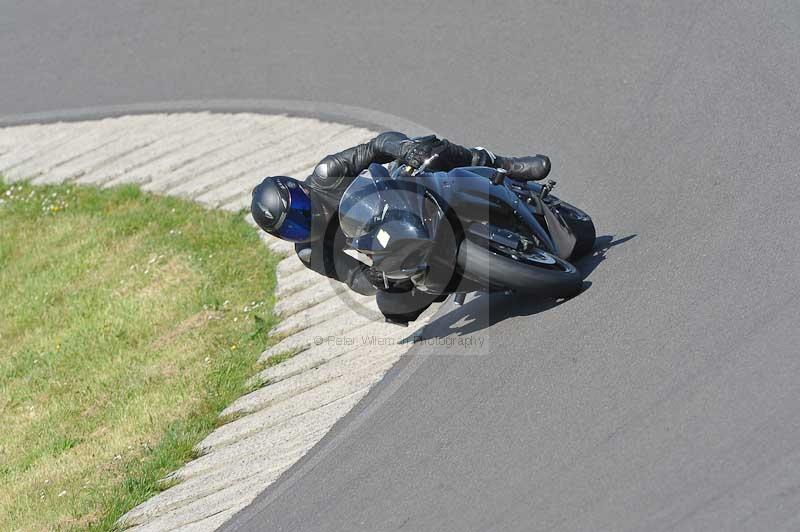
[490,168,508,185]
[540,179,556,199]
[453,293,466,306]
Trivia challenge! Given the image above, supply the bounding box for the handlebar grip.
[381,135,438,163]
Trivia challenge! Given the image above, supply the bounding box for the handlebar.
[381,135,439,173]
[412,153,440,176]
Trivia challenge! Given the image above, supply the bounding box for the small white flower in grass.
[58,490,67,497]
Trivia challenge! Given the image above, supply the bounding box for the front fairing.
[339,164,441,275]
[349,219,433,276]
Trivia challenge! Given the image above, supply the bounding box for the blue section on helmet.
[274,181,312,242]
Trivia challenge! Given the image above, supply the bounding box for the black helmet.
[251,176,313,242]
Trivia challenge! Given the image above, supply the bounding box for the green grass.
[0,180,281,531]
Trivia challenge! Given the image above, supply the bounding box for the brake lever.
[412,153,440,176]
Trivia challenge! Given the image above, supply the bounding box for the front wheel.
[456,239,582,298]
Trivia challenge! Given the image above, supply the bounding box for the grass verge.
[0,180,280,531]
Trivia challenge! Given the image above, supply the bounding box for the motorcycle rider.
[251,132,551,325]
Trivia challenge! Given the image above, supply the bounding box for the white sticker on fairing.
[343,248,373,266]
[376,228,391,248]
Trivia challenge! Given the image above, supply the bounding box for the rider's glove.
[397,137,446,169]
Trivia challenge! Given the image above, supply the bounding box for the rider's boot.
[495,155,551,181]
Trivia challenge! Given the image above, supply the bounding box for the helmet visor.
[273,179,312,242]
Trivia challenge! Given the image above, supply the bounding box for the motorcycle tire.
[456,238,582,298]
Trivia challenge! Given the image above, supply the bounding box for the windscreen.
[339,167,435,240]
[339,172,384,239]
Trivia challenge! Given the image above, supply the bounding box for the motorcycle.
[338,153,595,306]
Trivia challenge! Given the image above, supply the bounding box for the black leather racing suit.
[295,131,505,323]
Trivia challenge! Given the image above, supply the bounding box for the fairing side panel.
[423,168,556,253]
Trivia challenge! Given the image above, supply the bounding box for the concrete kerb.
[0,102,441,531]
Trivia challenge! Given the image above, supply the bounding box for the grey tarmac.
[3,1,800,530]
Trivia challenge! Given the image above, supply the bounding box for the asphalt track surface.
[4,2,800,530]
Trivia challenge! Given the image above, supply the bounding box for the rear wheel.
[456,238,582,297]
